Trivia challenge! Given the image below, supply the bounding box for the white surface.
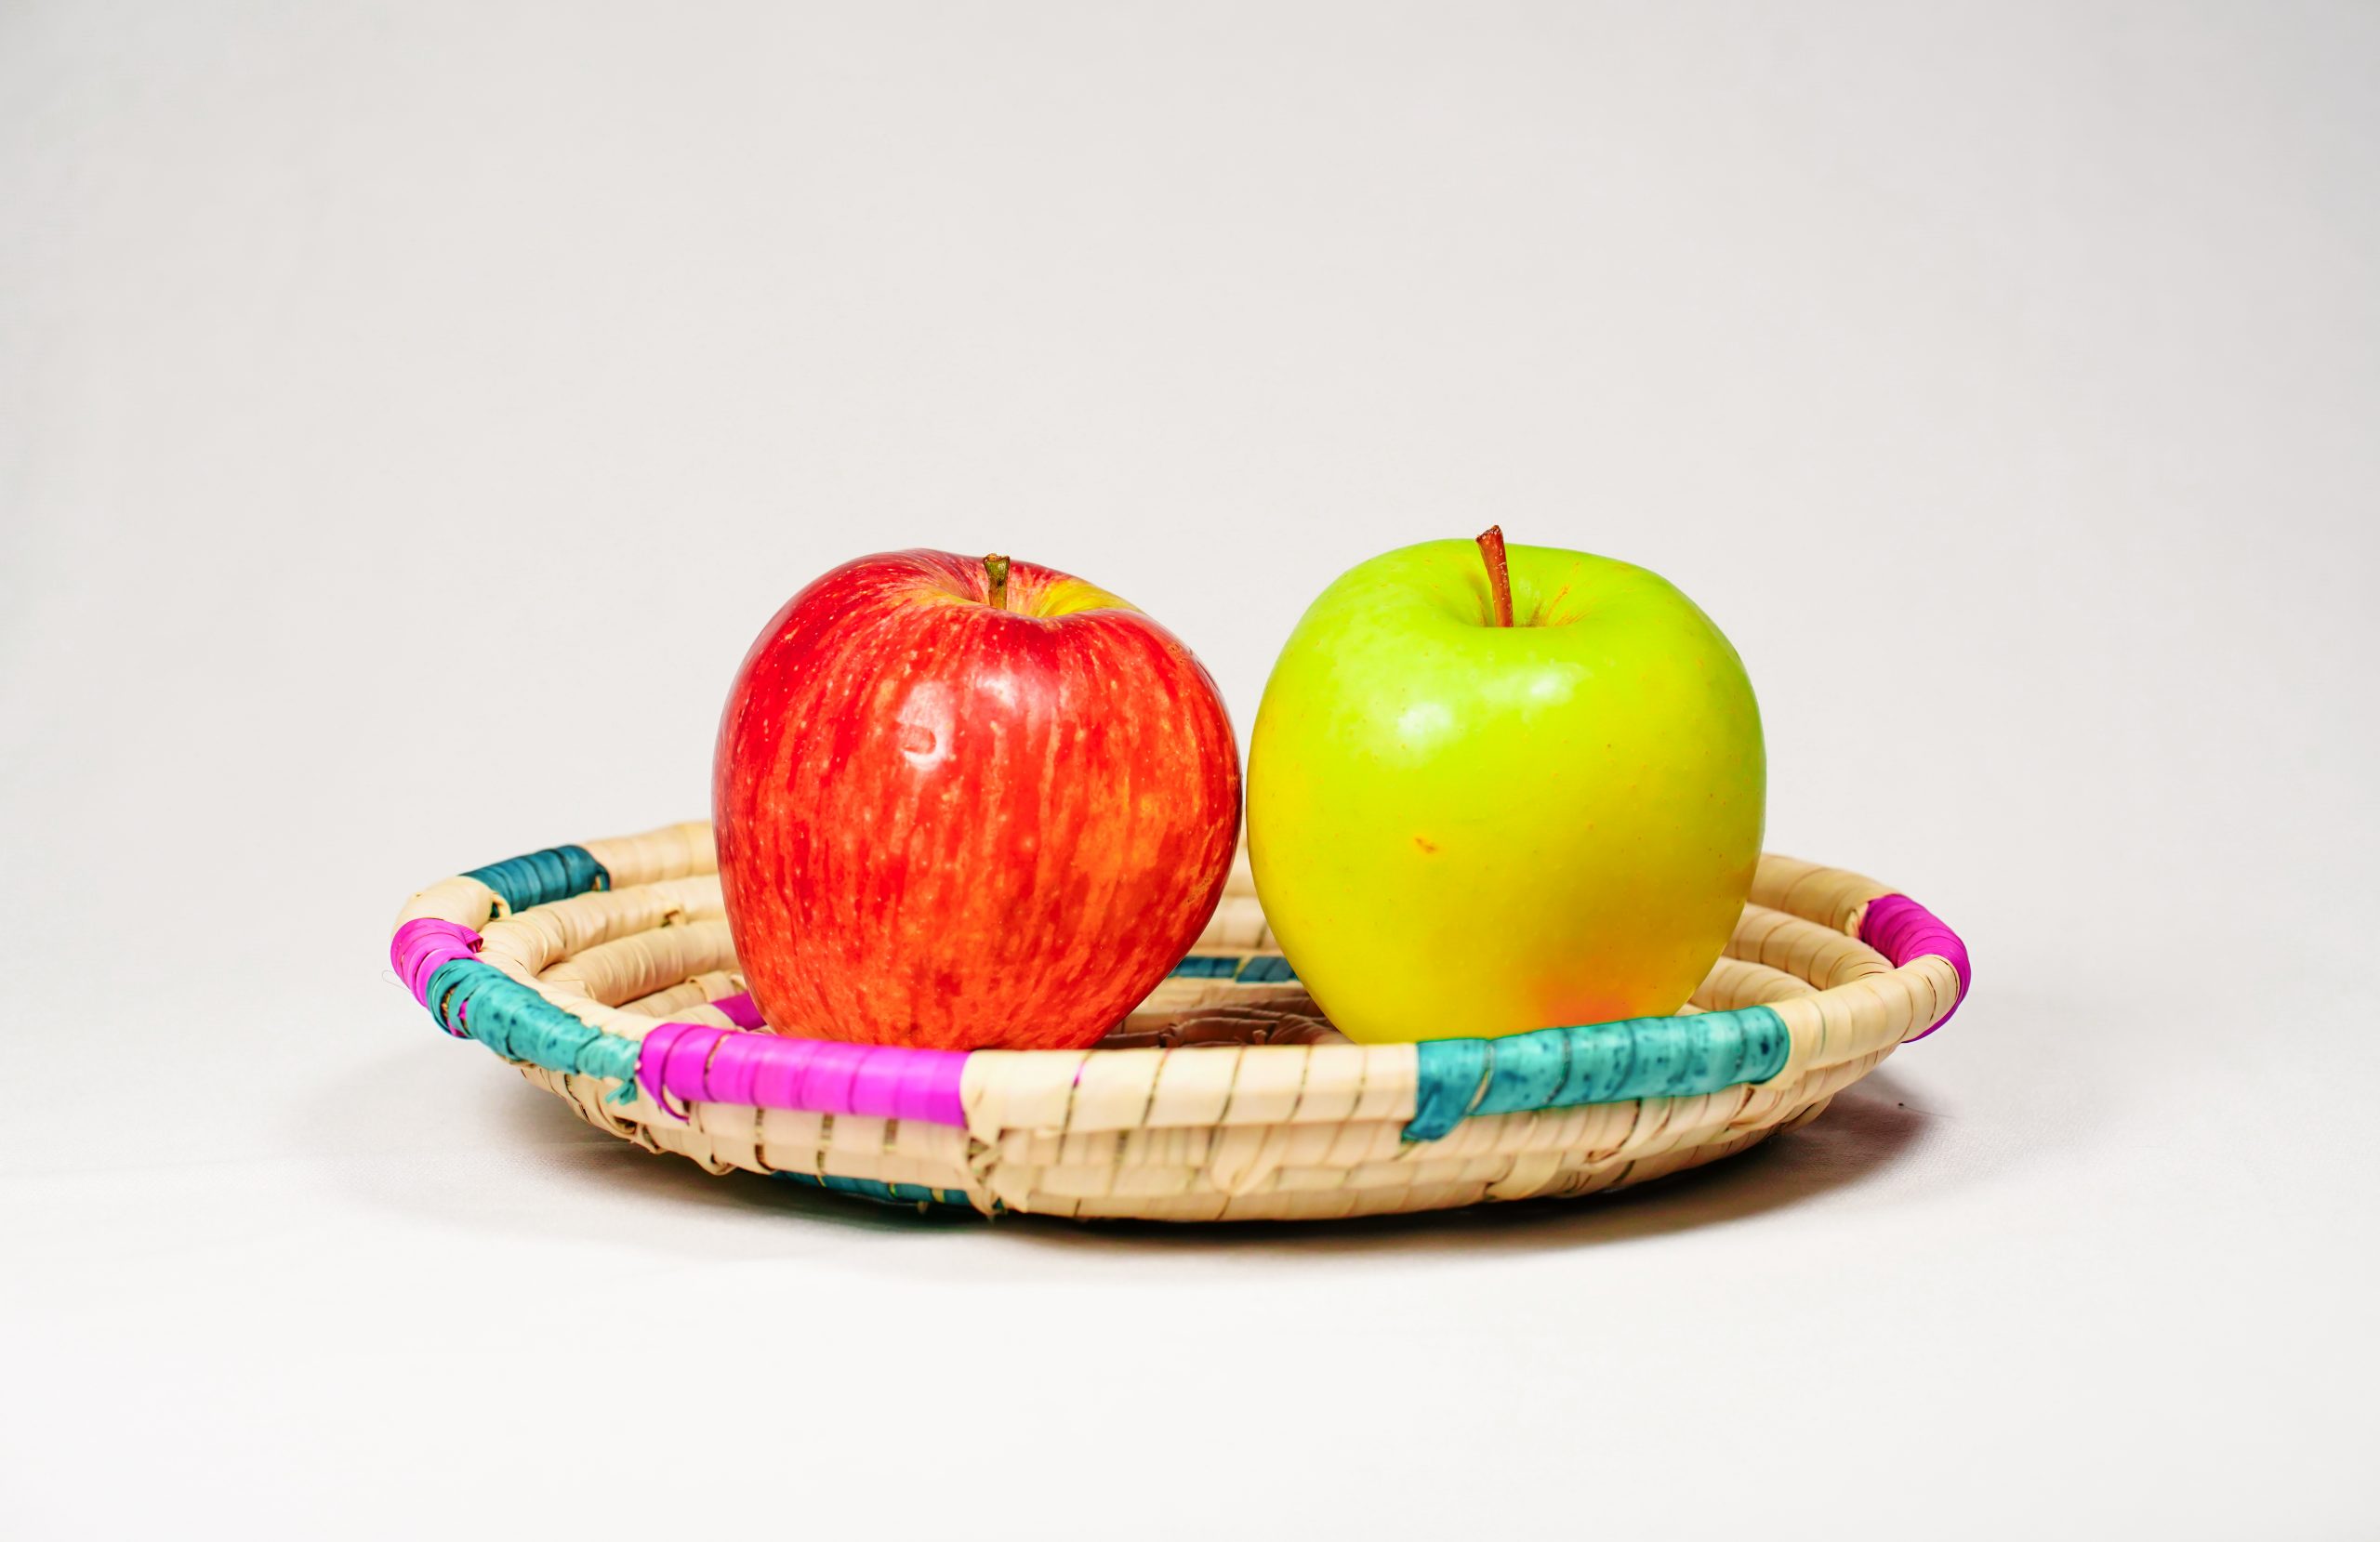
[4,3,2376,1536]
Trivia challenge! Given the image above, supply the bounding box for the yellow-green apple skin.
[1248,539,1764,1044]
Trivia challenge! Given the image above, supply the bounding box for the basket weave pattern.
[391,823,1966,1221]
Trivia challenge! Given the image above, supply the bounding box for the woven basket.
[390,822,1970,1222]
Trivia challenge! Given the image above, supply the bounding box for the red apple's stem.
[1475,525,1514,627]
[984,553,1011,612]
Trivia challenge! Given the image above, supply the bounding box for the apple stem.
[984,553,1011,612]
[1475,525,1514,627]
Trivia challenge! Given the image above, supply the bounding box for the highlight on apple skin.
[715,548,1242,1051]
[1247,532,1765,1046]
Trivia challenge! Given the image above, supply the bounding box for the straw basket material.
[390,822,1970,1222]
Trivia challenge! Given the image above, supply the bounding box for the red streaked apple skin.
[715,548,1240,1051]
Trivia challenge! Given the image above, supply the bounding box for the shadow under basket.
[390,822,1971,1222]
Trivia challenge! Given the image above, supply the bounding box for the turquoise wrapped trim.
[1169,954,1300,982]
[463,844,610,913]
[1405,1004,1791,1142]
[423,956,642,1098]
[772,1172,979,1208]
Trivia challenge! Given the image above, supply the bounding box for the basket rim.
[391,821,1969,1158]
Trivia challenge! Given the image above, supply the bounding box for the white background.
[5,3,2375,1536]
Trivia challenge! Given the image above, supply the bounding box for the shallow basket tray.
[390,822,1970,1222]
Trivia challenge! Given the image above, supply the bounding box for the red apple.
[715,548,1241,1050]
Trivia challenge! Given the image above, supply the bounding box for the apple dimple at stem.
[984,552,1011,612]
[1475,525,1515,627]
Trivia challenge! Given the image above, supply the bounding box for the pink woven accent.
[635,1021,970,1127]
[391,918,483,1032]
[1860,893,1971,1038]
[708,991,767,1029]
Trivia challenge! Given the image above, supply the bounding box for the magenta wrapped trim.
[1858,893,1971,1038]
[707,991,768,1028]
[391,918,483,1033]
[636,1020,971,1127]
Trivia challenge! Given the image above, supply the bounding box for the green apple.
[1247,530,1764,1044]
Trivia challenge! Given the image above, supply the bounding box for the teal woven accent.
[773,1172,978,1208]
[1168,954,1301,982]
[1404,1004,1791,1141]
[462,844,610,912]
[424,956,641,1098]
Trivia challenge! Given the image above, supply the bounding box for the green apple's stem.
[985,553,1011,612]
[1475,525,1514,627]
